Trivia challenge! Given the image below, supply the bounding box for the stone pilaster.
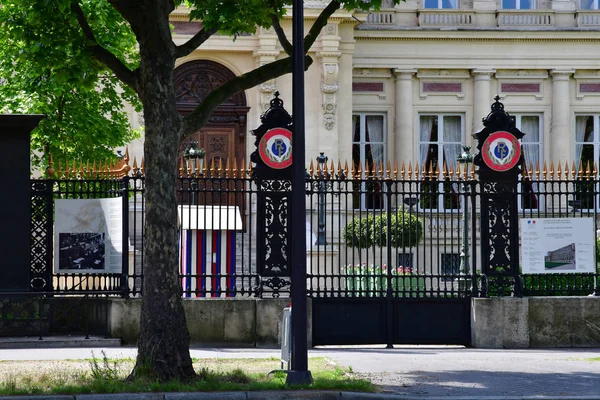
[550,69,574,163]
[472,69,495,136]
[317,23,342,131]
[393,69,417,165]
[253,26,281,113]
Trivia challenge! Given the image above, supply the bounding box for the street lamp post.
[183,142,205,205]
[456,146,474,286]
[316,152,328,246]
[286,0,312,386]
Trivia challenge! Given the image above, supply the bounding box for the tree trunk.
[130,36,195,382]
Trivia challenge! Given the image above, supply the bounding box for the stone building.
[122,0,600,277]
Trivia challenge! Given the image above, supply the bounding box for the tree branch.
[181,0,341,137]
[270,0,292,56]
[182,55,313,137]
[174,26,219,59]
[305,0,341,51]
[70,1,138,92]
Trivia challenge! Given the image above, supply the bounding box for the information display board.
[54,198,123,274]
[521,217,596,274]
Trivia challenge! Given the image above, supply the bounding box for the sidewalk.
[1,342,600,399]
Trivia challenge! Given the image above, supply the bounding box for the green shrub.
[372,212,423,248]
[342,212,423,249]
[342,215,376,249]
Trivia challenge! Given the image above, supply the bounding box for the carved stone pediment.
[173,60,246,109]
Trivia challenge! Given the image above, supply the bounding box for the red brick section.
[353,82,384,92]
[422,82,462,92]
[580,83,600,93]
[501,83,540,93]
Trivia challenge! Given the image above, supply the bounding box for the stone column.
[472,69,495,137]
[393,69,416,165]
[550,69,574,163]
[253,27,281,114]
[316,22,342,160]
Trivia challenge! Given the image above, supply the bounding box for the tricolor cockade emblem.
[259,127,293,169]
[481,130,521,172]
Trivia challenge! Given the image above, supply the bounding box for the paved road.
[1,343,599,398]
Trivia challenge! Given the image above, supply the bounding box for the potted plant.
[342,211,424,295]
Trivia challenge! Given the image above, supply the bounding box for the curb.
[2,393,600,400]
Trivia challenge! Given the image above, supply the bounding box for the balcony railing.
[577,11,600,27]
[366,11,395,25]
[496,10,554,27]
[418,10,475,27]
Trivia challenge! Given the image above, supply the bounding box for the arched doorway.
[174,60,249,172]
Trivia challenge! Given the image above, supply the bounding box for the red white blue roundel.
[259,127,293,169]
[482,131,521,172]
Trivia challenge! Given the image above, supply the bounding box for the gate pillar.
[250,92,294,296]
[0,115,45,291]
[473,96,524,296]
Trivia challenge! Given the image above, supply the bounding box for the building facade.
[122,0,600,275]
[127,0,600,179]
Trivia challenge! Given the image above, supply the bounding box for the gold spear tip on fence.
[47,153,55,178]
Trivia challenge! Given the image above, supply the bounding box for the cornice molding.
[354,34,600,43]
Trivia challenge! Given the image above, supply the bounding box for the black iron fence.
[25,159,600,300]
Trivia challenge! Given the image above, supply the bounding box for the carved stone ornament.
[324,23,337,36]
[259,82,278,113]
[321,63,339,130]
[173,60,246,108]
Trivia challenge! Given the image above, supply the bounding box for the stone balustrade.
[576,10,600,27]
[496,10,554,27]
[418,10,475,27]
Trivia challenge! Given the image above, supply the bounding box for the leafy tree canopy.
[1,0,401,382]
[0,1,141,168]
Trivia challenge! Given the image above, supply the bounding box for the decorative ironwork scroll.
[30,181,53,291]
[473,96,524,296]
[251,92,294,297]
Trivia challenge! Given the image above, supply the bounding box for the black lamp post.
[316,152,328,246]
[184,142,205,205]
[456,145,474,278]
[286,0,312,386]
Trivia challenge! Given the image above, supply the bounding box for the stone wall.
[110,298,293,346]
[111,296,600,348]
[471,297,600,348]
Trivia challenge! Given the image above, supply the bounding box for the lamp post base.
[285,370,313,386]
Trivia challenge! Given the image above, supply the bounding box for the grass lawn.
[0,353,375,395]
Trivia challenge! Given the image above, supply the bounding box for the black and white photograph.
[54,198,123,274]
[58,233,106,270]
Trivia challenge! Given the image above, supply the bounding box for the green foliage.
[522,274,596,296]
[0,0,141,169]
[342,215,376,248]
[184,0,397,37]
[89,351,120,382]
[0,357,375,395]
[343,212,423,249]
[372,211,423,248]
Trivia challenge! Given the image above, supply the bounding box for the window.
[397,253,414,268]
[580,0,598,9]
[513,114,542,210]
[441,253,460,277]
[424,0,458,8]
[418,114,463,210]
[352,113,386,209]
[574,115,599,209]
[502,0,535,9]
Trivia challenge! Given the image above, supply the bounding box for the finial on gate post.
[473,95,524,181]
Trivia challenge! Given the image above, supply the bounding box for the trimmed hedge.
[342,211,423,249]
